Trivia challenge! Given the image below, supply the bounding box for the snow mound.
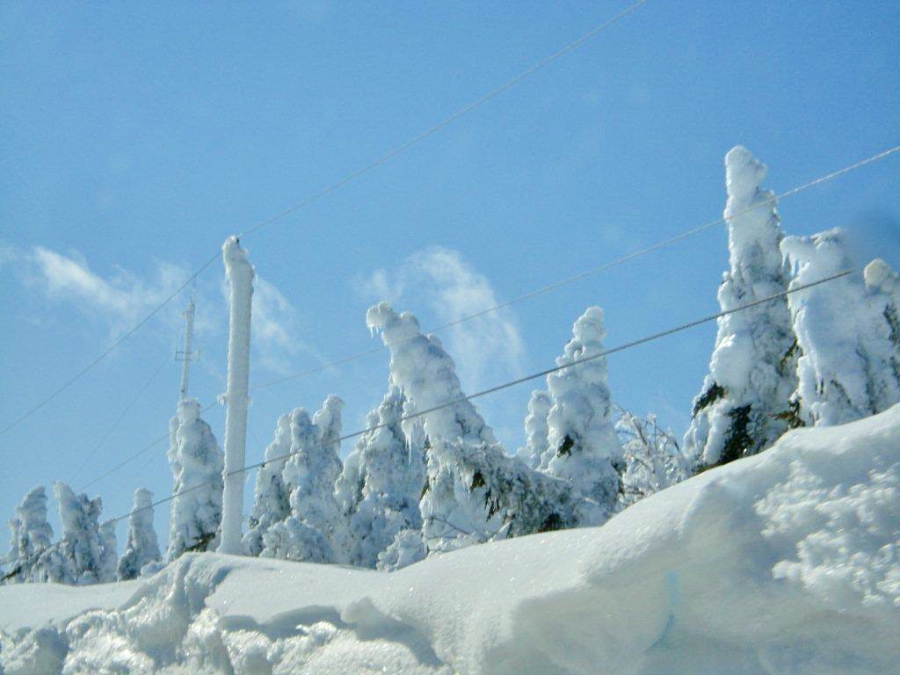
[3,406,899,674]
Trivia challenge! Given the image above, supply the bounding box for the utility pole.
[175,288,196,401]
[218,236,254,555]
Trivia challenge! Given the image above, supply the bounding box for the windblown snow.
[3,405,898,675]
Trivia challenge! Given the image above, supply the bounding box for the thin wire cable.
[68,354,172,485]
[0,268,857,575]
[251,145,900,391]
[236,0,648,240]
[0,252,219,439]
[0,3,646,440]
[77,401,217,493]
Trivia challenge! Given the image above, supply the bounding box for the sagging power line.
[0,1,647,440]
[0,267,851,576]
[250,145,900,391]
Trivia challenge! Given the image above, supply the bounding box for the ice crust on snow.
[4,404,898,674]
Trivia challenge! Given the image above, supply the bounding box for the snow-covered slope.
[3,406,899,674]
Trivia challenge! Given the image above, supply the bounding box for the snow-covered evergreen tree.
[684,146,798,469]
[4,486,53,583]
[262,397,348,564]
[117,489,161,581]
[35,483,106,585]
[782,229,900,426]
[367,302,576,553]
[616,409,690,508]
[243,414,292,556]
[167,398,224,561]
[377,529,427,572]
[540,306,623,526]
[339,386,426,568]
[99,520,118,583]
[518,390,551,470]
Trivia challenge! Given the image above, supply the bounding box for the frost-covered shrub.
[685,146,798,469]
[782,230,900,426]
[540,306,623,526]
[340,386,426,568]
[367,303,576,553]
[263,397,348,563]
[117,489,160,581]
[167,398,224,561]
[4,485,53,583]
[616,410,690,507]
[99,520,117,583]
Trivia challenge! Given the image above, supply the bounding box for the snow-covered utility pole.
[218,236,254,555]
[176,289,196,400]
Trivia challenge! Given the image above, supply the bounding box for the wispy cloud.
[13,244,306,375]
[359,246,525,390]
[29,246,188,332]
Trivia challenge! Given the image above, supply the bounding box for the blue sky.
[2,0,898,549]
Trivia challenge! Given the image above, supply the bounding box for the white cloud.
[250,276,310,373]
[360,246,525,390]
[30,246,187,332]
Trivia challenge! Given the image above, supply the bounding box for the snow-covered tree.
[99,520,118,583]
[518,390,551,470]
[244,414,292,556]
[684,146,798,469]
[367,302,576,553]
[377,529,427,572]
[117,489,161,581]
[339,386,426,568]
[167,398,224,561]
[782,229,900,426]
[540,306,623,526]
[616,409,690,508]
[35,483,106,585]
[4,486,53,583]
[262,397,348,564]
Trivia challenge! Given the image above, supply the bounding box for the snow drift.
[2,405,899,674]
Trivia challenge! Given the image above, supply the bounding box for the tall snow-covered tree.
[35,483,106,585]
[5,486,53,583]
[262,397,348,564]
[367,302,576,553]
[540,306,623,526]
[167,398,224,561]
[118,488,161,580]
[616,409,690,508]
[782,229,900,426]
[684,146,798,469]
[99,520,118,583]
[244,414,292,556]
[518,390,552,470]
[338,386,426,568]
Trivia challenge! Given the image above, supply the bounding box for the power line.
[251,145,900,391]
[68,354,172,485]
[0,252,220,439]
[0,2,646,439]
[77,401,217,493]
[237,0,648,240]
[0,267,859,575]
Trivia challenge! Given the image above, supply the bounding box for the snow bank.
[3,405,899,674]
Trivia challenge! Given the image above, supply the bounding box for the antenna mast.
[176,286,196,400]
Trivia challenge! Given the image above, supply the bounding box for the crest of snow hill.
[4,146,900,584]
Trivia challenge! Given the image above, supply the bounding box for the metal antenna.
[176,282,197,400]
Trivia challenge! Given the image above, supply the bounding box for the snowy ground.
[2,406,899,675]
